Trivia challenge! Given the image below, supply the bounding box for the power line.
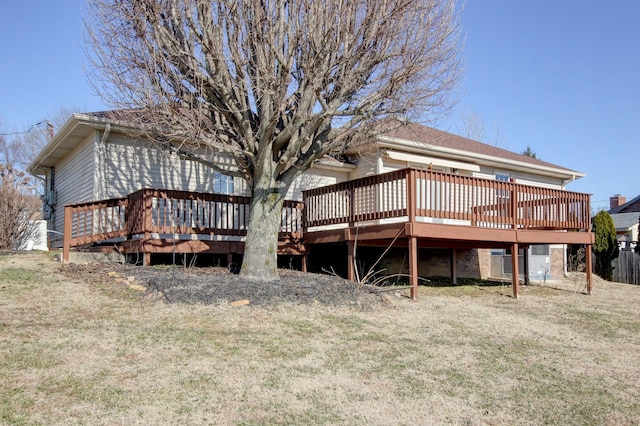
[0,121,52,136]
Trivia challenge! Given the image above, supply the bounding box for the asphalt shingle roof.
[611,212,640,230]
[382,122,580,174]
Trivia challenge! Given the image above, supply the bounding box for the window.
[495,172,510,183]
[213,172,234,195]
[531,245,549,256]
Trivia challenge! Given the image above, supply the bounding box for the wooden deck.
[63,168,594,299]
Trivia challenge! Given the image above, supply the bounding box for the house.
[608,194,640,251]
[28,112,594,298]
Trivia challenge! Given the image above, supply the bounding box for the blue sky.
[1,1,638,211]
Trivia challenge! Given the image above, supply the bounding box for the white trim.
[312,158,356,172]
[384,150,480,172]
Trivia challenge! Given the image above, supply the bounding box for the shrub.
[592,210,619,280]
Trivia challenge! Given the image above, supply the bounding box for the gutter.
[561,174,577,190]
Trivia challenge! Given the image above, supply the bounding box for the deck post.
[511,242,520,299]
[585,244,593,295]
[143,252,151,267]
[407,169,416,222]
[450,248,457,285]
[302,254,308,273]
[63,206,72,265]
[523,247,530,286]
[347,241,355,281]
[409,236,418,301]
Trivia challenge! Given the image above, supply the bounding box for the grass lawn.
[1,252,639,425]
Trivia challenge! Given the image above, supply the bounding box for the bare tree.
[457,105,506,147]
[0,163,41,250]
[0,107,75,172]
[86,0,463,280]
[458,106,485,142]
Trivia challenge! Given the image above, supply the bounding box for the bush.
[0,163,41,250]
[592,210,619,281]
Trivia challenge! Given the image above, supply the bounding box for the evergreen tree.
[521,145,538,159]
[592,210,619,280]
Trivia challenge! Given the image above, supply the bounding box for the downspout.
[96,124,111,200]
[376,150,385,174]
[561,174,577,190]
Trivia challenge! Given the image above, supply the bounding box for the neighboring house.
[608,194,640,251]
[28,112,594,298]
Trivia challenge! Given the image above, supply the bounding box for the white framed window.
[495,172,510,183]
[213,172,234,195]
[495,172,511,200]
[531,244,549,256]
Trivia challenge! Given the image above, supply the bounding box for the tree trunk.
[240,188,286,281]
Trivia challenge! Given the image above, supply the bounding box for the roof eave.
[377,135,585,181]
[27,113,143,176]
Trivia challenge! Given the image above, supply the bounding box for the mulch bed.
[62,263,391,308]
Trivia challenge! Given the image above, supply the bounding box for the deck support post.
[511,242,520,299]
[451,248,457,285]
[302,252,308,273]
[523,247,530,286]
[409,236,418,301]
[585,244,593,295]
[347,241,355,281]
[143,252,151,267]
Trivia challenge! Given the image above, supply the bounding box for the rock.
[229,299,250,307]
[126,276,135,282]
[107,271,118,277]
[128,284,146,291]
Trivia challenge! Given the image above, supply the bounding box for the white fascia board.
[28,114,99,175]
[383,150,480,172]
[311,158,356,171]
[377,135,585,180]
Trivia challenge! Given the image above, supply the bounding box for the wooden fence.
[612,251,640,285]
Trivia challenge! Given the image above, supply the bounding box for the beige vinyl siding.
[288,167,350,201]
[52,133,96,240]
[350,153,381,179]
[475,165,563,189]
[103,135,222,198]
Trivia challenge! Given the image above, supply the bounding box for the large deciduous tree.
[86,0,463,280]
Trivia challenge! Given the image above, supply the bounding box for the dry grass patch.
[1,252,640,425]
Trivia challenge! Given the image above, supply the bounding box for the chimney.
[610,194,626,210]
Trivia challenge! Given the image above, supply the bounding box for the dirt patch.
[61,262,390,308]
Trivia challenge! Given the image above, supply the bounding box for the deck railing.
[63,168,591,259]
[303,168,591,231]
[63,189,304,257]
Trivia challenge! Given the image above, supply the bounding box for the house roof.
[609,194,640,214]
[610,212,640,231]
[29,111,585,183]
[375,122,584,181]
[28,112,139,175]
